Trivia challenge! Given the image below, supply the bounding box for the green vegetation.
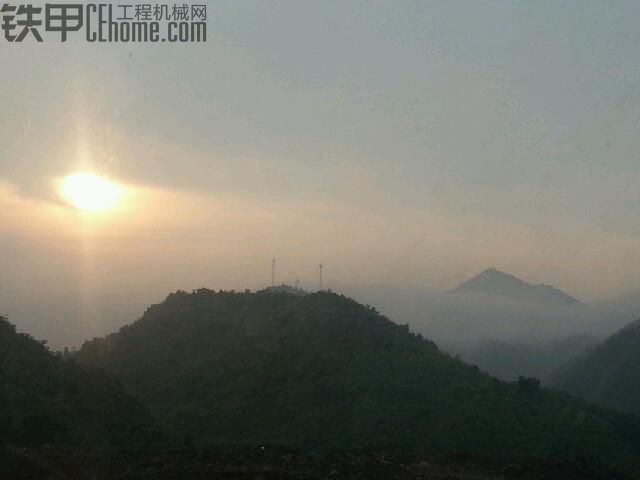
[75,290,640,476]
[0,316,161,449]
[552,319,640,416]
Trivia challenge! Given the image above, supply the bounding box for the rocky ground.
[1,446,620,480]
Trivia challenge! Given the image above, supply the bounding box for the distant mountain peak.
[475,268,527,282]
[450,268,580,306]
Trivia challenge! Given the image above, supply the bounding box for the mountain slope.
[0,316,161,449]
[461,335,600,382]
[75,290,640,476]
[451,269,580,306]
[551,318,640,415]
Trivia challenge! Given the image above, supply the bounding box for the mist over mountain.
[342,269,596,348]
[0,316,161,450]
[450,269,581,307]
[340,271,634,381]
[3,269,633,358]
[551,318,640,416]
[461,335,600,382]
[593,290,640,325]
[73,289,640,476]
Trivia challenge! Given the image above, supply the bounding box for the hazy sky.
[2,1,640,346]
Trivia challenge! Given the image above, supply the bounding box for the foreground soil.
[1,446,620,480]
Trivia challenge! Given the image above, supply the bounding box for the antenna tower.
[271,258,276,287]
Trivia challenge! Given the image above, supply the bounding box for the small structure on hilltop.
[260,284,308,296]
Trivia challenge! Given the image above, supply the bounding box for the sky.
[1,1,640,347]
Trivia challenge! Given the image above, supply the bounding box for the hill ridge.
[551,317,640,415]
[0,316,161,449]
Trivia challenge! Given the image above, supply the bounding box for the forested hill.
[0,316,161,449]
[76,290,640,477]
[551,318,640,415]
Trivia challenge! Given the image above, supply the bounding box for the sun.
[60,172,124,213]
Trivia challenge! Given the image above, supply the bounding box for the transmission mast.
[271,258,276,287]
[318,263,323,291]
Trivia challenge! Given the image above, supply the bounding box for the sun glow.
[60,172,124,213]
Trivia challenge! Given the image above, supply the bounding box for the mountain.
[551,318,640,415]
[75,289,640,476]
[450,268,580,306]
[0,316,161,450]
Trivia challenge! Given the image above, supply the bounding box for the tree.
[517,376,540,394]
